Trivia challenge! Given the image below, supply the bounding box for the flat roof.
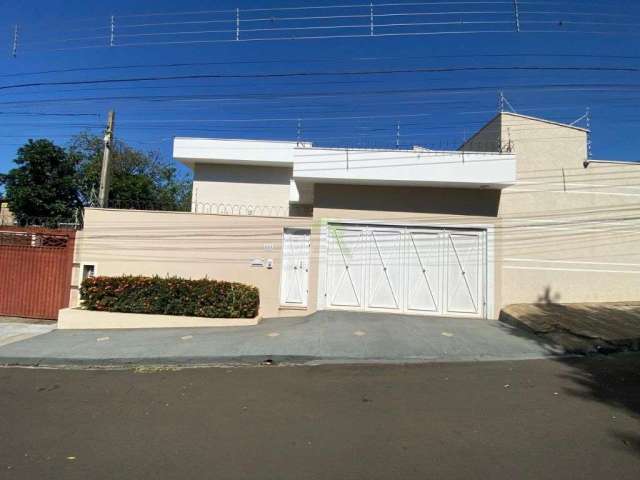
[173,136,304,145]
[295,145,511,155]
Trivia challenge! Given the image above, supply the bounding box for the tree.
[0,139,81,224]
[69,133,192,211]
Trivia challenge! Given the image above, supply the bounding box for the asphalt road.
[1,356,640,480]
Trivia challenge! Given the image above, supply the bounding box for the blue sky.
[1,0,640,179]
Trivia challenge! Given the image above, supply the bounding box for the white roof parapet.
[293,147,516,190]
[173,136,516,189]
[173,137,312,168]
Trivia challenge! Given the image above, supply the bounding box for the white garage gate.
[322,223,488,318]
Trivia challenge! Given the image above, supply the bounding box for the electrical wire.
[12,1,640,57]
[113,2,517,19]
[0,111,99,117]
[4,53,640,79]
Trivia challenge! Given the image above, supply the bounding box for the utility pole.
[98,111,116,208]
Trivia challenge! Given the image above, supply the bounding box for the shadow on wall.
[500,287,640,457]
[313,184,501,217]
[537,286,561,304]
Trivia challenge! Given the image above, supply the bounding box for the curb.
[0,352,572,370]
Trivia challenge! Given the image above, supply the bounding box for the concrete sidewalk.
[0,322,56,348]
[501,302,640,354]
[0,311,559,366]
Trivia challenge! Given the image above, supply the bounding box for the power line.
[1,65,639,92]
[113,2,517,19]
[1,82,638,108]
[1,87,636,119]
[0,111,99,117]
[16,29,513,54]
[4,52,640,79]
[11,1,640,57]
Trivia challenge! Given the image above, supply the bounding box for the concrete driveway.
[0,311,559,366]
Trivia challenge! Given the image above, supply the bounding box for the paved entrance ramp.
[500,302,640,354]
[0,311,556,367]
[0,322,56,347]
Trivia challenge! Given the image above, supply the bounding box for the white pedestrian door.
[325,224,486,318]
[280,229,311,307]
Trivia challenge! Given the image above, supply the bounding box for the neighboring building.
[71,112,640,319]
[0,199,14,225]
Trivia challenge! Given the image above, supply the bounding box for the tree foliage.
[0,139,81,223]
[69,133,192,211]
[0,134,192,224]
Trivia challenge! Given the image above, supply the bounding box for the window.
[81,264,96,282]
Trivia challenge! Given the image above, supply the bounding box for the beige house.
[71,112,640,319]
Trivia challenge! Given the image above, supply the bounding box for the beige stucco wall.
[312,183,501,217]
[192,163,292,216]
[460,112,640,308]
[496,114,640,307]
[72,208,312,318]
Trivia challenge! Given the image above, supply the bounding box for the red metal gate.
[0,227,76,320]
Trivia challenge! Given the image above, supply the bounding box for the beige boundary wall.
[72,208,312,318]
[58,308,261,329]
[465,113,640,311]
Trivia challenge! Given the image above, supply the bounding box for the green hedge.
[80,276,260,319]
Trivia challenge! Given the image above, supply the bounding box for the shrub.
[80,275,260,319]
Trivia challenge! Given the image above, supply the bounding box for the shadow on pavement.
[558,356,640,455]
[500,301,640,354]
[501,311,640,456]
